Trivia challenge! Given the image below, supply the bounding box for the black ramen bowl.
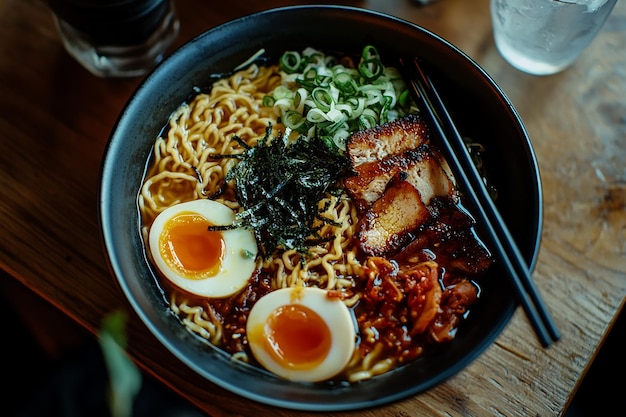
[98,5,542,412]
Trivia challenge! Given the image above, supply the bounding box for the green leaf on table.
[99,310,142,417]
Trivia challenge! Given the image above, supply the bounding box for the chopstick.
[398,57,560,347]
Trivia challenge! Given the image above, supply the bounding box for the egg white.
[246,286,356,382]
[148,199,258,298]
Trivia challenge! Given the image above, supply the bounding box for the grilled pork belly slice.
[347,113,429,166]
[345,148,420,211]
[395,197,492,276]
[345,114,459,256]
[402,148,455,205]
[357,177,430,257]
[345,145,455,212]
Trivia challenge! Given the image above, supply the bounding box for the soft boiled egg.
[148,199,258,298]
[246,286,356,382]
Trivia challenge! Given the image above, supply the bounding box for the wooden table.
[1,0,624,416]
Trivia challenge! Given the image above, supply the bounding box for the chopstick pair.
[398,57,560,347]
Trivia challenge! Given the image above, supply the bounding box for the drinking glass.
[490,0,617,75]
[48,0,180,78]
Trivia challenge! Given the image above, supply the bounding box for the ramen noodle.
[138,47,492,383]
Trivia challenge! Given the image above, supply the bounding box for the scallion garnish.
[268,45,417,152]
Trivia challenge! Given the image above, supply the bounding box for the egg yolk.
[264,304,332,370]
[159,212,225,279]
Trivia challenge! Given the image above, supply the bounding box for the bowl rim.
[98,4,543,412]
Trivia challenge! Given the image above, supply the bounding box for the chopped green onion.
[273,85,293,100]
[312,87,333,112]
[315,74,332,89]
[363,88,383,106]
[293,88,307,112]
[359,58,384,82]
[380,95,392,124]
[263,95,275,107]
[273,98,293,113]
[326,108,346,124]
[296,68,317,89]
[283,110,306,130]
[306,108,329,124]
[280,51,302,74]
[270,45,417,151]
[398,89,410,107]
[334,71,358,95]
[332,129,350,150]
[359,109,378,130]
[361,45,379,61]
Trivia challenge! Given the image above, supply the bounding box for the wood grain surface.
[1,0,624,416]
